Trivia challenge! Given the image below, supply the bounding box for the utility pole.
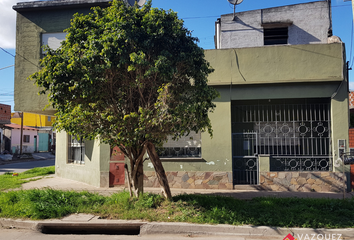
[20,112,23,155]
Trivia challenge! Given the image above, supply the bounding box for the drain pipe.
[216,18,221,49]
[328,0,333,37]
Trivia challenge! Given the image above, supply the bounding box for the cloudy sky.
[0,0,27,48]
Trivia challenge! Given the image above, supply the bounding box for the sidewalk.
[19,175,354,199]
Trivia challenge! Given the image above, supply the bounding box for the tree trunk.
[124,164,133,197]
[131,161,144,197]
[146,142,172,200]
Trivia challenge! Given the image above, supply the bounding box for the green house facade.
[13,0,350,192]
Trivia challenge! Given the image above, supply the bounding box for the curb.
[0,218,38,230]
[140,222,354,238]
[1,218,354,238]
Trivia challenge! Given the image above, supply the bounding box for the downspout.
[328,0,333,37]
[216,18,221,49]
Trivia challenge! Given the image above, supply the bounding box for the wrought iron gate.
[231,98,332,181]
[232,132,259,185]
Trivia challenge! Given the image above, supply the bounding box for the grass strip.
[0,189,353,229]
[0,166,55,191]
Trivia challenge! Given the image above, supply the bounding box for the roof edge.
[13,0,112,12]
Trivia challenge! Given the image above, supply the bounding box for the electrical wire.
[0,47,39,68]
[0,65,14,71]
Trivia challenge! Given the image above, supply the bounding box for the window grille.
[68,135,85,164]
[23,135,30,143]
[232,98,332,171]
[264,27,288,45]
[158,132,201,158]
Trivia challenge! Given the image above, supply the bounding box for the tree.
[30,0,219,199]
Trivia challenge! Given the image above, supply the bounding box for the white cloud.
[349,81,354,91]
[0,0,35,49]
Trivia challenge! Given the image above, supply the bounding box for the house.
[0,104,11,153]
[11,112,55,152]
[13,0,350,192]
[4,123,38,154]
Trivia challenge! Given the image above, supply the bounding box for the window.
[263,27,288,45]
[68,135,85,164]
[41,32,67,54]
[47,116,51,122]
[158,131,201,158]
[23,135,30,143]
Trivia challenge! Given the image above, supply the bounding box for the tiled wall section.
[144,171,233,189]
[349,91,354,108]
[260,172,346,192]
[349,128,354,148]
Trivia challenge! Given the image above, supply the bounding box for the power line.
[180,4,351,20]
[0,65,14,71]
[0,47,39,68]
[0,93,14,96]
[0,47,15,58]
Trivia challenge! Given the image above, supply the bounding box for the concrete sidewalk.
[19,175,354,199]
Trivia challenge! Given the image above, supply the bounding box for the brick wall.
[350,91,354,109]
[0,104,11,124]
[349,129,354,148]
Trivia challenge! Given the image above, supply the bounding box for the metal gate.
[231,98,332,178]
[38,133,49,152]
[232,132,259,185]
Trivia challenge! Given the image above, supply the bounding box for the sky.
[0,0,353,112]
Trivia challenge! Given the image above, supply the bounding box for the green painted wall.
[14,7,92,115]
[144,99,233,172]
[55,131,110,187]
[331,80,350,173]
[205,44,344,85]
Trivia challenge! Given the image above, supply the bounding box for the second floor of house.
[215,1,332,49]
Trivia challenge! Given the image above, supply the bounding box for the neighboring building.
[13,0,350,192]
[4,123,38,154]
[0,104,11,153]
[11,112,55,152]
[11,112,53,128]
[0,104,11,126]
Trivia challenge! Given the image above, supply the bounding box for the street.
[0,228,284,240]
[0,159,55,175]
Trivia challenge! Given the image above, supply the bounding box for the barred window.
[23,135,30,143]
[68,135,85,164]
[264,27,288,45]
[158,132,201,158]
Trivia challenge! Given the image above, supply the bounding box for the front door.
[232,132,258,185]
[38,133,49,152]
[34,136,37,152]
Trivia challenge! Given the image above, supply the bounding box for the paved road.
[0,229,283,240]
[0,159,55,175]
